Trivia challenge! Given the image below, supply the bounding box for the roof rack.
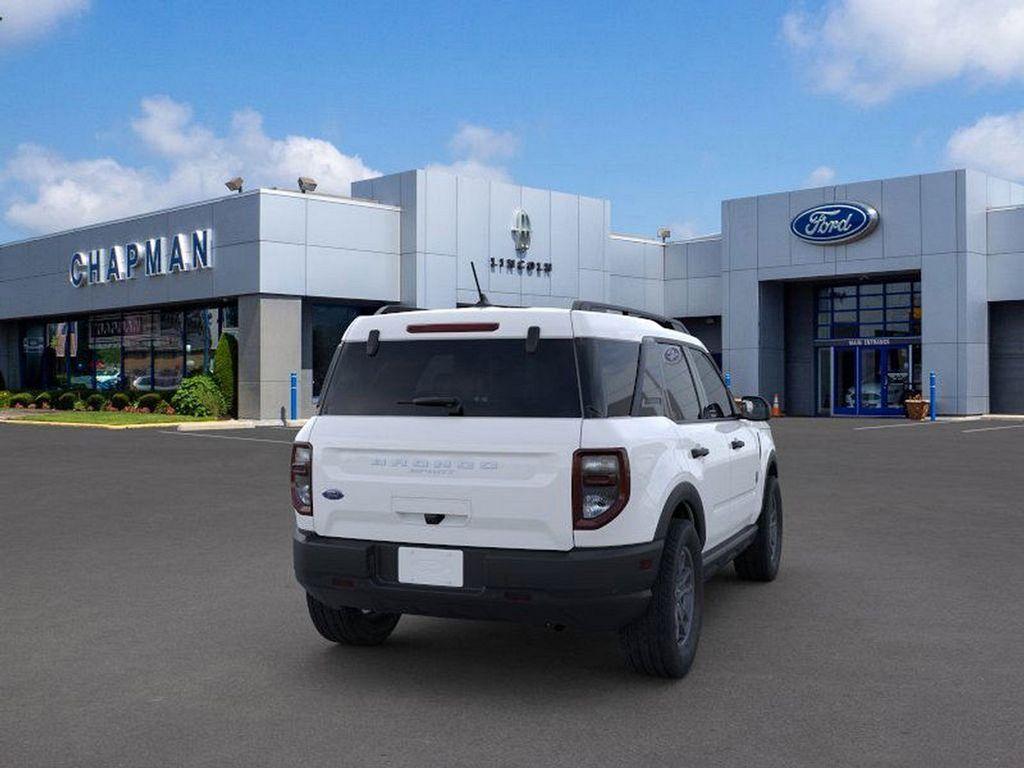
[374,303,424,315]
[571,300,689,334]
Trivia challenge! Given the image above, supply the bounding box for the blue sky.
[2,0,1024,244]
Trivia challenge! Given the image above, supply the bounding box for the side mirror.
[739,395,771,421]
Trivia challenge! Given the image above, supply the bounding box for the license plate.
[397,547,464,587]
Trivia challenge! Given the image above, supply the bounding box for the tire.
[619,518,704,679]
[734,475,783,582]
[305,593,401,646]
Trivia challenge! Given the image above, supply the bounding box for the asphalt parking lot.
[2,418,1023,767]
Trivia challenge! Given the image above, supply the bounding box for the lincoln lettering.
[69,229,212,287]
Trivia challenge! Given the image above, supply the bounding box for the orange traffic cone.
[771,393,782,417]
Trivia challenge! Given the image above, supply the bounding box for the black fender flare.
[765,449,779,479]
[654,482,707,546]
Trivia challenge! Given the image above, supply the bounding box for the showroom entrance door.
[831,344,911,416]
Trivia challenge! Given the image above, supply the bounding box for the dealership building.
[1,167,1023,418]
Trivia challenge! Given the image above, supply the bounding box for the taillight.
[572,448,630,529]
[291,442,312,515]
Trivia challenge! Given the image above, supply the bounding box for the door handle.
[730,439,745,450]
[691,446,710,458]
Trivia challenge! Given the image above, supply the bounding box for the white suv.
[291,301,782,678]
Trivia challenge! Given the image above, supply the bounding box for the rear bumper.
[293,529,663,631]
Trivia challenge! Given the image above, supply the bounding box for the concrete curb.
[175,418,307,431]
[176,420,256,431]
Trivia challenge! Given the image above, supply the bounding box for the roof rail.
[374,303,424,315]
[571,300,689,334]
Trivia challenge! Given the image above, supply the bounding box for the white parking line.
[961,424,1024,434]
[159,430,293,444]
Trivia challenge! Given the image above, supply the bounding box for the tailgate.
[311,416,580,551]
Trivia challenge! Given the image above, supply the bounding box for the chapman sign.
[69,229,212,287]
[790,202,878,245]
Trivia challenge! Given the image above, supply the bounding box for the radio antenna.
[470,261,490,307]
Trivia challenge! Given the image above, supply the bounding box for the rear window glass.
[576,338,640,418]
[319,338,581,417]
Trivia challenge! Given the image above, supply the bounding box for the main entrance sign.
[69,229,212,287]
[790,202,878,245]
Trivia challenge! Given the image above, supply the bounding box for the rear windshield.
[319,338,582,417]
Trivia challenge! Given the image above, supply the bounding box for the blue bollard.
[289,371,298,421]
[929,370,936,422]
[724,371,731,389]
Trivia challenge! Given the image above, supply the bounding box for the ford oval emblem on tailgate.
[321,488,345,500]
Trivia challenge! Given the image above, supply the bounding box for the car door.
[652,340,734,551]
[685,347,760,541]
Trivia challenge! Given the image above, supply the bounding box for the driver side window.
[688,349,734,419]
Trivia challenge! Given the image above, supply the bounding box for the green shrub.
[35,392,52,408]
[153,399,175,415]
[138,393,163,411]
[110,392,131,410]
[171,374,225,417]
[86,394,106,411]
[73,399,88,411]
[212,332,238,417]
[56,392,77,410]
[0,390,9,408]
[10,392,33,407]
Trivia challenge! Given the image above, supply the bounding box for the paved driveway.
[1,418,1022,767]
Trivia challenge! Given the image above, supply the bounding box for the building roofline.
[718,167,1024,205]
[609,232,665,246]
[0,188,400,249]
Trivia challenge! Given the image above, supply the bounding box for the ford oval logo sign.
[790,202,879,245]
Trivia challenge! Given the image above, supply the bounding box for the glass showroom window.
[68,320,92,389]
[185,308,217,377]
[123,311,154,391]
[90,314,123,390]
[816,280,922,340]
[152,310,184,391]
[45,322,70,389]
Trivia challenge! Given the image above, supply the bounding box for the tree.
[212,332,238,417]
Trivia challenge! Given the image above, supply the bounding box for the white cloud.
[1,95,379,234]
[783,0,1024,105]
[667,221,708,241]
[427,123,518,181]
[804,165,836,186]
[0,0,89,46]
[448,124,518,162]
[947,110,1024,178]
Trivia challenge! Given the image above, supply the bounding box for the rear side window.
[576,338,640,418]
[688,349,734,419]
[319,338,581,417]
[659,343,701,421]
[634,339,667,417]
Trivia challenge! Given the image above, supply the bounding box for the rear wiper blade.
[397,396,464,416]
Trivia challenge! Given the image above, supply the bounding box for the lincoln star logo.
[492,207,552,275]
[510,208,531,253]
[790,202,878,245]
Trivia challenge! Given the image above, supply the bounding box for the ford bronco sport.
[292,301,781,678]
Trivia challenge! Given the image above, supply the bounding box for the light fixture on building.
[298,177,318,194]
[658,227,671,242]
[225,177,244,194]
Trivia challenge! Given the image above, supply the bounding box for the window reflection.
[18,302,235,391]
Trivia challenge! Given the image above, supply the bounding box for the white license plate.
[397,547,464,587]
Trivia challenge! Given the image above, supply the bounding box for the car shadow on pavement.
[283,569,762,694]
